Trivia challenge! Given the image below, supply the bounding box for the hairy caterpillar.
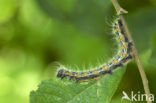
[57,18,133,83]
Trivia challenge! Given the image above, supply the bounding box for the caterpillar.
[57,18,133,83]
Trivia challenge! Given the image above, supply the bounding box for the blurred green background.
[0,0,156,103]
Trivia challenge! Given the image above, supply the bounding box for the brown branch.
[111,0,151,103]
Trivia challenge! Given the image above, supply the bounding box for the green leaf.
[30,67,126,103]
[36,0,111,35]
[125,6,156,52]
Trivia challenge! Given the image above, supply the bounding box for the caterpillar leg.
[127,41,133,54]
[76,78,80,83]
[107,70,113,75]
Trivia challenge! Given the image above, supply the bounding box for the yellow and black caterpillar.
[57,18,133,83]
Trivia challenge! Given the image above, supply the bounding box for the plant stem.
[111,0,151,103]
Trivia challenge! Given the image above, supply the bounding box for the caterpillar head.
[57,69,65,78]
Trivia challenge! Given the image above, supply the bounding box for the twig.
[111,0,151,103]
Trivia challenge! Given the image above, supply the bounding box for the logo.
[122,91,154,102]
